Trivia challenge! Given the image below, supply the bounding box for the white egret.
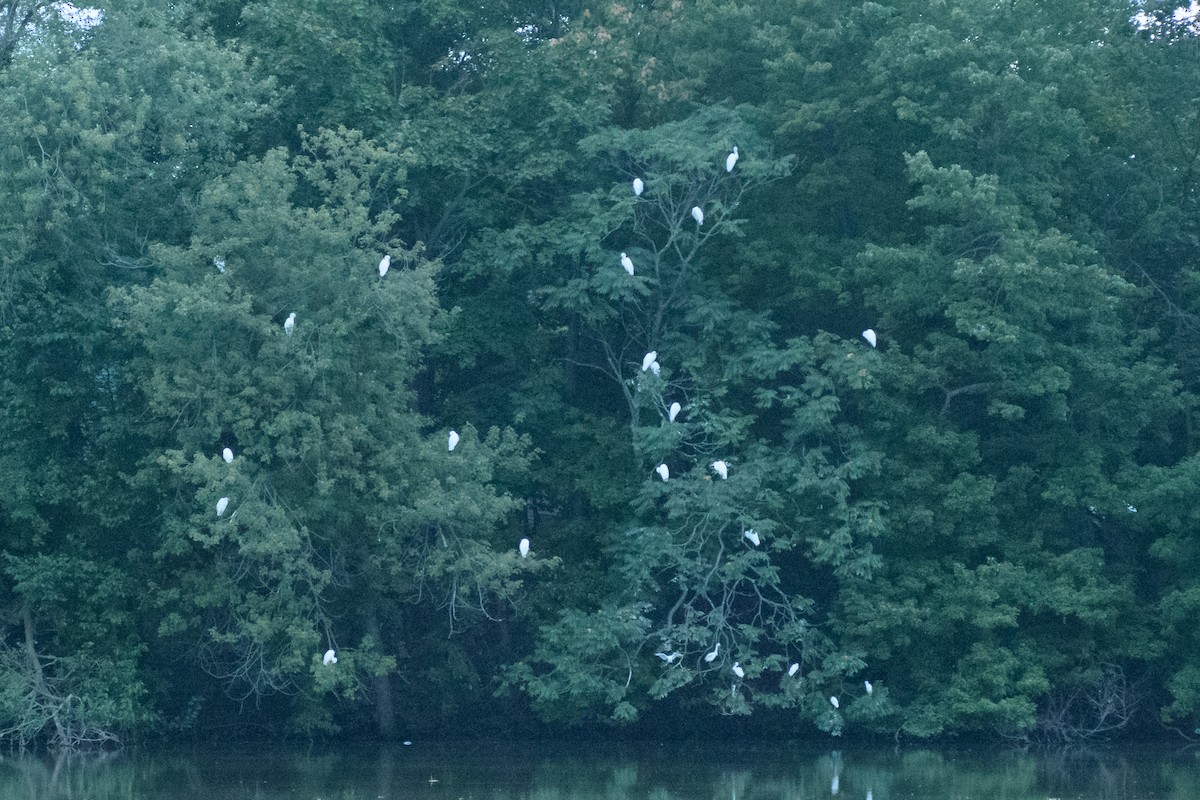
[222,447,234,464]
[744,529,760,546]
[621,252,635,276]
[725,146,739,173]
[655,651,682,663]
[711,460,728,480]
[378,254,391,278]
[323,649,337,666]
[1126,503,1137,513]
[448,430,460,451]
[668,402,681,422]
[641,351,658,371]
[649,360,661,376]
[732,662,745,678]
[862,328,877,348]
[284,312,296,335]
[519,537,530,558]
[216,497,229,517]
[788,662,800,677]
[830,695,839,709]
[691,206,704,226]
[704,642,720,662]
[633,177,644,196]
[213,256,226,273]
[865,680,874,695]
[655,463,670,482]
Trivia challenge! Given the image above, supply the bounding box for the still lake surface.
[0,740,1195,800]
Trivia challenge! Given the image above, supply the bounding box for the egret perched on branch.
[633,178,644,196]
[830,696,839,709]
[519,538,530,558]
[788,662,800,677]
[222,447,234,464]
[216,497,229,517]
[655,463,670,482]
[725,146,739,173]
[862,329,877,348]
[732,662,745,679]
[711,460,728,480]
[448,430,460,451]
[649,360,661,375]
[865,680,874,695]
[744,529,760,546]
[621,252,635,276]
[705,642,720,662]
[642,351,658,371]
[323,649,337,666]
[668,402,681,422]
[213,257,225,273]
[284,312,296,335]
[378,254,390,278]
[691,206,704,226]
[655,651,682,663]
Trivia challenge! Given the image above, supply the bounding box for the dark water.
[0,740,1195,800]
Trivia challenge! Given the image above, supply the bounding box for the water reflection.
[0,740,1194,800]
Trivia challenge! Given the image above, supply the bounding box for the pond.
[0,740,1195,800]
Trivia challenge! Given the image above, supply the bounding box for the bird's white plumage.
[641,351,658,371]
[448,430,460,451]
[378,254,390,278]
[691,206,704,226]
[519,537,530,558]
[732,662,745,679]
[323,649,337,665]
[705,642,720,662]
[655,651,681,663]
[216,497,229,517]
[633,178,644,196]
[668,402,681,422]
[788,662,800,677]
[621,252,635,275]
[711,460,728,480]
[725,146,739,173]
[744,529,760,546]
[214,257,226,273]
[649,360,661,376]
[284,312,296,335]
[865,680,873,695]
[655,463,669,482]
[862,329,877,348]
[222,447,234,464]
[830,695,839,709]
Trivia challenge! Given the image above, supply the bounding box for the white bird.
[448,430,460,451]
[649,360,661,376]
[668,402,681,422]
[378,254,390,278]
[691,206,704,226]
[862,328,877,348]
[704,642,720,662]
[655,463,669,482]
[865,680,874,695]
[711,460,728,480]
[744,529,760,546]
[323,649,337,666]
[1126,503,1137,513]
[216,497,229,517]
[222,447,234,464]
[213,257,226,273]
[788,662,800,677]
[621,252,635,275]
[725,146,739,173]
[284,312,296,335]
[655,651,682,663]
[732,662,745,678]
[641,351,658,371]
[519,537,530,558]
[633,177,644,196]
[830,695,839,709]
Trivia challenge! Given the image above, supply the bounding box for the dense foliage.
[1,0,1198,748]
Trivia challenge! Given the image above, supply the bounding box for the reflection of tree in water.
[1039,745,1178,800]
